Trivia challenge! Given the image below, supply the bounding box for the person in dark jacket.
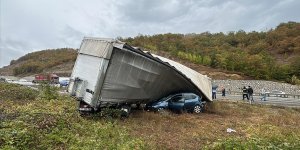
[221,87,226,97]
[242,86,248,100]
[248,86,254,104]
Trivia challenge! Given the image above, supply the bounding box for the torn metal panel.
[79,37,123,59]
[68,37,212,109]
[150,54,212,102]
[99,47,201,104]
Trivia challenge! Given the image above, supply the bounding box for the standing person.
[242,86,248,100]
[212,85,218,100]
[260,88,267,101]
[248,86,254,104]
[221,87,226,98]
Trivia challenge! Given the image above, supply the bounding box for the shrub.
[0,83,38,101]
[38,83,59,100]
[291,75,300,85]
[177,51,203,64]
[101,108,123,119]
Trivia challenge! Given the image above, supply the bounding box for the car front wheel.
[193,105,202,114]
[157,107,164,112]
[156,107,167,114]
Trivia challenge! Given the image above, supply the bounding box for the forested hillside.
[1,22,299,84]
[0,48,77,76]
[122,22,300,84]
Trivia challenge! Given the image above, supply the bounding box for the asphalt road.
[215,94,300,108]
[4,80,300,108]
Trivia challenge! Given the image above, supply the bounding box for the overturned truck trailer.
[68,37,212,113]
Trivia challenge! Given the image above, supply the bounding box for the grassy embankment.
[1,82,300,149]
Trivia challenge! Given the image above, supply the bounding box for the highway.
[215,93,300,107]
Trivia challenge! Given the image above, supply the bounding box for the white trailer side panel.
[70,54,108,105]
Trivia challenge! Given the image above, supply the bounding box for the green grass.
[1,82,300,149]
[0,83,146,149]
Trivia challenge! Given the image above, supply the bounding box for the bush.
[38,83,59,100]
[291,75,300,85]
[101,108,123,119]
[0,83,38,101]
[177,51,202,64]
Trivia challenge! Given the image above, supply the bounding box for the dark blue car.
[146,93,205,114]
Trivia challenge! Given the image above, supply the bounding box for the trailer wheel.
[136,103,141,110]
[120,105,131,118]
[79,111,90,116]
[78,101,93,116]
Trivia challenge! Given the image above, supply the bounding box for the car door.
[183,94,197,110]
[168,94,185,111]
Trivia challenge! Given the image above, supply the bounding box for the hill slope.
[0,47,247,79]
[0,22,299,83]
[122,21,300,83]
[0,48,77,77]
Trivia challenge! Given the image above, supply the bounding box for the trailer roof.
[150,54,212,101]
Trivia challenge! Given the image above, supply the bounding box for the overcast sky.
[1,0,300,67]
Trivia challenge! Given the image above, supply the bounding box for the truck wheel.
[136,103,141,109]
[120,105,131,118]
[78,101,93,116]
[79,111,89,116]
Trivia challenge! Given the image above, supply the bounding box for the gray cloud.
[119,0,193,23]
[1,0,300,67]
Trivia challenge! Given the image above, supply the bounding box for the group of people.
[242,86,268,103]
[242,86,254,103]
[212,83,268,103]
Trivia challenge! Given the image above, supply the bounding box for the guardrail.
[217,91,300,99]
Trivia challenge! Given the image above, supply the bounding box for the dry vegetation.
[124,101,300,149]
[0,48,77,76]
[123,22,300,83]
[1,82,300,149]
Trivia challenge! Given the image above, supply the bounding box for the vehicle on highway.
[0,77,6,82]
[146,93,206,114]
[32,73,59,84]
[59,79,70,87]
